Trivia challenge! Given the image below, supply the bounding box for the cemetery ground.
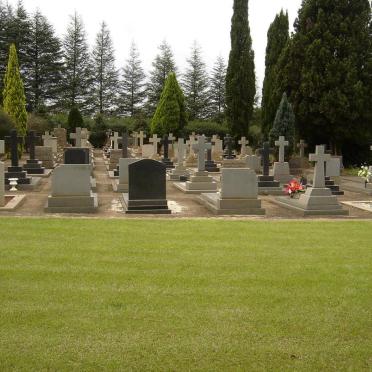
[0,218,371,370]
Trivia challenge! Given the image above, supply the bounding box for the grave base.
[5,176,42,191]
[272,162,293,184]
[221,159,247,168]
[25,168,53,178]
[45,192,98,213]
[0,194,26,211]
[122,194,171,214]
[198,193,265,215]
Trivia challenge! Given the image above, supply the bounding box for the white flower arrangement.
[358,165,372,183]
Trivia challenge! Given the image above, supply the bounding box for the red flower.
[285,179,305,197]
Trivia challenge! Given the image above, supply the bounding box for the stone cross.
[177,138,186,166]
[275,136,289,163]
[309,145,331,188]
[259,142,274,176]
[149,134,161,156]
[120,132,129,158]
[110,132,121,150]
[187,134,198,155]
[161,135,171,160]
[168,133,176,143]
[224,134,234,159]
[238,137,249,157]
[132,131,139,148]
[42,131,53,143]
[25,131,40,160]
[192,135,212,172]
[70,127,83,147]
[297,140,308,158]
[138,131,146,148]
[5,130,23,167]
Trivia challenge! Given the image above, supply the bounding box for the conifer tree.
[182,41,210,120]
[151,72,186,136]
[269,92,295,148]
[29,10,63,112]
[91,21,119,114]
[60,12,92,113]
[225,0,256,137]
[277,0,372,155]
[67,105,83,132]
[146,40,177,116]
[119,42,146,116]
[3,43,27,135]
[262,10,289,138]
[209,55,227,121]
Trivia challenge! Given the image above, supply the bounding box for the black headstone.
[25,131,40,160]
[205,137,220,172]
[160,135,174,169]
[121,132,128,158]
[126,159,170,214]
[259,142,274,176]
[224,134,235,159]
[64,148,90,164]
[5,129,23,167]
[23,131,45,174]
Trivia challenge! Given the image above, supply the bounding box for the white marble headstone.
[220,168,258,199]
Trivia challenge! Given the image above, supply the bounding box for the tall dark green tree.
[60,12,92,113]
[209,55,227,121]
[146,40,177,116]
[225,0,256,137]
[151,72,186,136]
[182,41,210,120]
[28,10,63,112]
[119,41,146,116]
[261,10,289,138]
[91,21,119,114]
[277,0,372,156]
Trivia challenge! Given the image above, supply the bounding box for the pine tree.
[225,0,256,137]
[182,41,210,121]
[91,21,119,114]
[151,72,186,136]
[146,40,177,116]
[3,43,27,135]
[28,10,63,112]
[60,12,92,113]
[278,0,372,155]
[209,55,227,121]
[261,10,289,138]
[67,106,83,132]
[119,42,146,116]
[269,92,295,148]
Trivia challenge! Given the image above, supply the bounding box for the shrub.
[183,121,228,137]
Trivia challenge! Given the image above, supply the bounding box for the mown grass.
[0,218,371,371]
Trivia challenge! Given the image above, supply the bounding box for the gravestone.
[238,137,251,157]
[161,135,174,168]
[132,131,139,149]
[275,145,348,215]
[272,136,293,183]
[70,127,87,147]
[45,164,98,213]
[137,131,146,153]
[35,146,55,169]
[185,133,198,167]
[223,134,235,159]
[114,133,129,176]
[205,137,220,172]
[257,142,282,194]
[23,131,45,175]
[116,158,139,192]
[42,131,58,153]
[64,148,90,164]
[324,157,343,195]
[168,133,176,158]
[289,139,310,174]
[53,125,67,148]
[108,150,122,171]
[212,135,223,161]
[169,138,189,181]
[149,134,161,160]
[245,155,261,173]
[4,130,31,185]
[122,159,171,214]
[198,168,265,215]
[110,132,121,150]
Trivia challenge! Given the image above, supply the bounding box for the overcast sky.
[13,0,302,94]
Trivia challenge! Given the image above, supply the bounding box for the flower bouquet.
[358,165,372,188]
[285,179,305,198]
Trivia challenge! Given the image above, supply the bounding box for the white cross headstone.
[149,134,161,156]
[70,127,83,147]
[110,132,121,150]
[275,136,289,163]
[42,131,58,153]
[238,137,249,156]
[138,131,146,148]
[297,140,308,158]
[177,138,186,166]
[309,145,331,188]
[192,135,212,172]
[132,131,139,148]
[187,134,198,155]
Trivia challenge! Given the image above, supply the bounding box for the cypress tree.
[278,0,372,155]
[119,42,146,116]
[261,10,289,138]
[151,72,186,136]
[209,55,227,121]
[3,43,27,135]
[60,12,92,113]
[269,92,295,149]
[29,10,63,112]
[67,106,83,132]
[91,21,119,115]
[225,0,256,137]
[146,40,177,117]
[182,41,210,121]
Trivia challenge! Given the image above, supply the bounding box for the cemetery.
[0,0,371,370]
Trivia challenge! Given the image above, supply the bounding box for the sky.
[11,0,302,94]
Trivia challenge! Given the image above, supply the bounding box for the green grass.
[0,218,371,371]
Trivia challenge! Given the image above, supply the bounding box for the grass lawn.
[0,218,371,371]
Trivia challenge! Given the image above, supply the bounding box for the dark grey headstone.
[64,148,90,164]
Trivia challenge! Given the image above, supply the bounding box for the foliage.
[91,22,119,114]
[151,72,186,136]
[3,43,28,135]
[209,55,227,120]
[0,109,15,139]
[261,10,289,138]
[89,113,108,148]
[67,106,83,132]
[183,120,228,137]
[226,0,256,137]
[146,40,177,117]
[119,42,146,116]
[27,113,51,134]
[269,92,295,149]
[182,41,210,120]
